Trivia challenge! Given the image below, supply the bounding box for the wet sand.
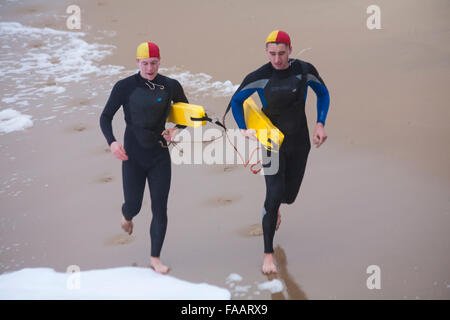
[0,0,449,299]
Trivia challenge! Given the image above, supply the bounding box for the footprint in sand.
[213,165,238,172]
[71,124,87,132]
[249,224,263,236]
[223,166,235,172]
[104,234,135,246]
[37,81,57,88]
[30,41,44,49]
[97,175,113,183]
[217,198,233,206]
[45,81,57,86]
[48,58,59,65]
[77,99,90,106]
[206,195,241,207]
[237,224,263,237]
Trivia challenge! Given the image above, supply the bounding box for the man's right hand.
[110,141,128,161]
[240,129,257,140]
[121,216,133,235]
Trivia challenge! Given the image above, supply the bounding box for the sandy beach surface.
[0,0,449,299]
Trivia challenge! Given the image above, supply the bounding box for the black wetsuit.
[229,59,330,253]
[100,72,188,257]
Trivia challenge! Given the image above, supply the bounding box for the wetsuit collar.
[269,59,293,73]
[270,64,292,78]
[136,71,160,83]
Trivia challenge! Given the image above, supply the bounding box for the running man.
[228,30,330,274]
[100,42,187,274]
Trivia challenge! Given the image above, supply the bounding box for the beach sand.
[0,0,449,299]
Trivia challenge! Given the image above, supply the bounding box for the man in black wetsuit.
[100,42,187,274]
[229,30,330,274]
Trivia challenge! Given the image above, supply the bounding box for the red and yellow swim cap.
[265,30,291,47]
[136,42,160,59]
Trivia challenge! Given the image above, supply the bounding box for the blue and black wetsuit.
[229,59,330,253]
[100,72,187,258]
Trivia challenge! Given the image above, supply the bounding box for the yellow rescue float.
[167,102,207,128]
[243,97,284,151]
[168,99,284,151]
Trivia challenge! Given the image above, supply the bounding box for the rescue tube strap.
[190,113,226,130]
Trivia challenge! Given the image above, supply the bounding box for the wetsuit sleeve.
[305,63,330,126]
[229,74,259,130]
[100,81,124,146]
[171,79,189,104]
[170,79,189,129]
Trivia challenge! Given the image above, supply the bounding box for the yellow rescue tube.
[243,97,284,151]
[167,102,207,127]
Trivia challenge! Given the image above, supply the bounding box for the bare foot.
[121,216,133,235]
[262,253,278,274]
[150,257,170,274]
[276,210,281,231]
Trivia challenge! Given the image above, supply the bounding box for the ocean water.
[0,21,238,134]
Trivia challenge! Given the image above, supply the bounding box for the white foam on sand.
[257,279,284,293]
[0,108,33,133]
[0,21,237,128]
[0,22,123,83]
[234,285,251,293]
[226,273,243,283]
[0,21,124,120]
[224,273,285,298]
[40,86,66,94]
[161,67,239,98]
[0,267,231,300]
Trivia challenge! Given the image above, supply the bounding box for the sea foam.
[0,267,230,300]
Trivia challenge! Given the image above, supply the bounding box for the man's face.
[137,57,160,80]
[265,43,292,70]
